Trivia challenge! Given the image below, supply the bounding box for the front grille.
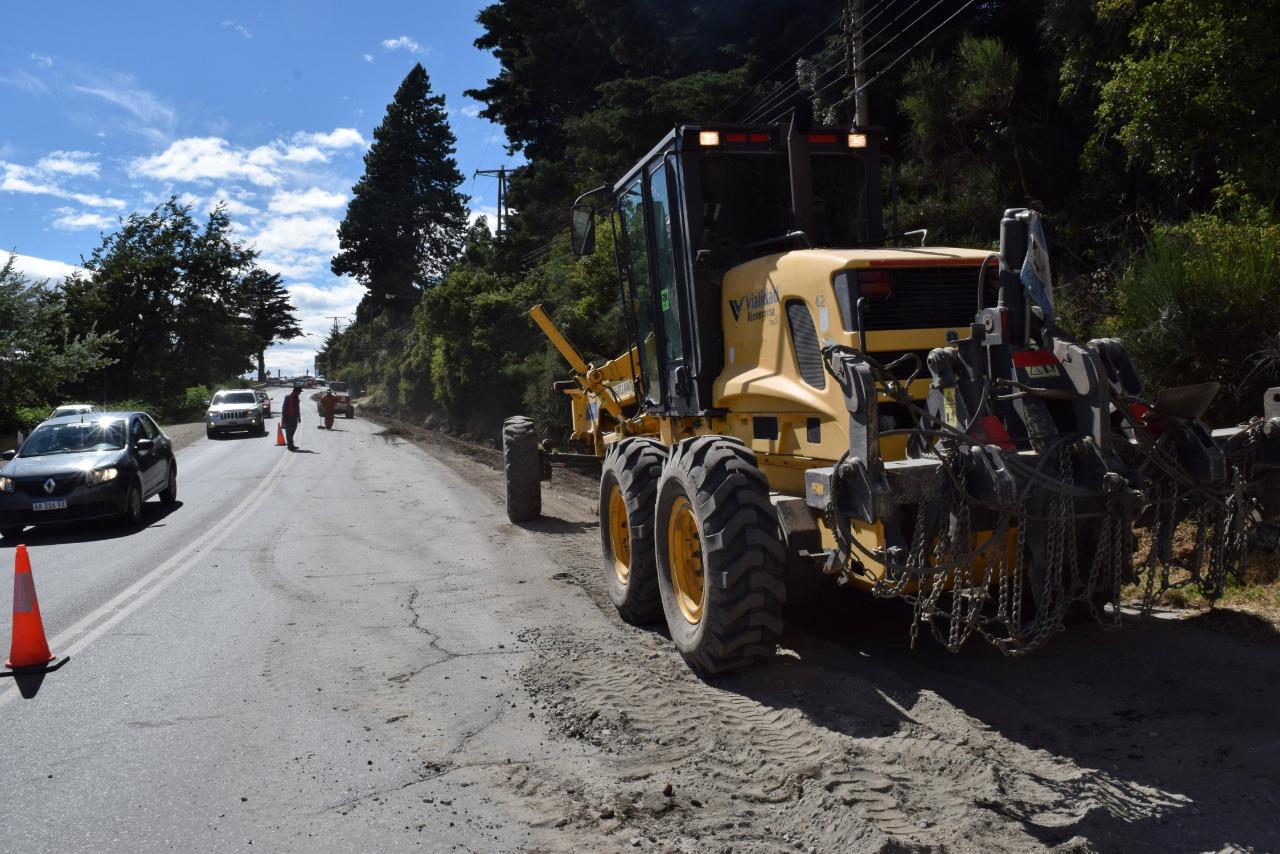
[17,476,79,498]
[219,410,254,420]
[862,266,999,331]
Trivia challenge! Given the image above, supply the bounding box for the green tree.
[331,63,469,321]
[0,254,116,430]
[61,199,290,398]
[1093,0,1280,211]
[241,268,302,381]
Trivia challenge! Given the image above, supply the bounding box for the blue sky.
[1,1,519,375]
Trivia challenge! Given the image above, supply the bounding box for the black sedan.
[0,412,177,539]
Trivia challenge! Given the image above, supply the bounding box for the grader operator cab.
[503,119,1280,675]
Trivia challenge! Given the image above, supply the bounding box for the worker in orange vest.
[281,386,303,450]
[320,390,338,430]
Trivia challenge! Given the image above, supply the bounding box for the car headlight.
[0,477,13,494]
[86,466,118,485]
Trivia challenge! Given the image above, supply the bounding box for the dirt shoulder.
[355,408,1280,853]
[162,420,208,453]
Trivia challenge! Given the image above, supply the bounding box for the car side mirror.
[134,438,155,452]
[1,449,15,461]
[570,204,596,256]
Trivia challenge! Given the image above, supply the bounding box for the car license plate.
[32,499,67,511]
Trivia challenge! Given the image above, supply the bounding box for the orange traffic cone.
[6,545,53,669]
[276,421,286,446]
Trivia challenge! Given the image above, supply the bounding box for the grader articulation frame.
[503,120,1280,675]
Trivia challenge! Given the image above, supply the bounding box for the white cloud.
[281,145,327,164]
[37,151,99,177]
[133,129,367,187]
[460,102,482,118]
[252,214,340,255]
[468,206,499,228]
[4,252,81,282]
[73,79,175,132]
[382,36,423,54]
[294,128,366,149]
[131,137,283,186]
[50,207,115,231]
[363,53,374,64]
[0,159,124,208]
[288,279,365,317]
[30,53,53,68]
[221,20,252,39]
[0,69,49,95]
[268,188,346,215]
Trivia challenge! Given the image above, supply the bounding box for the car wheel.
[206,426,218,439]
[120,480,143,527]
[0,526,23,540]
[160,462,178,505]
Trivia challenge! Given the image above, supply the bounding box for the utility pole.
[323,316,344,379]
[473,166,510,239]
[848,0,869,127]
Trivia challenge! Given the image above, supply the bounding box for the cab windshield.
[21,419,127,457]
[328,382,348,394]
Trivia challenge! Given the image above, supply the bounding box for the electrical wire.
[714,11,846,120]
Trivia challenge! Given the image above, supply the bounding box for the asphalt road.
[3,390,1279,854]
[0,389,587,852]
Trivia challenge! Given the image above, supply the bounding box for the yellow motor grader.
[502,117,1280,675]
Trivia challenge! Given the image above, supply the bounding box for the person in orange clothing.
[319,389,338,430]
[281,386,302,449]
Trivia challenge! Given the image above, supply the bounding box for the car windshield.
[21,419,126,456]
[329,382,348,393]
[213,391,258,405]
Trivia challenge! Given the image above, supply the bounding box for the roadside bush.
[1110,210,1280,424]
[168,385,213,422]
[13,405,49,431]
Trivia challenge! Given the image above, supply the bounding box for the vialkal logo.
[728,283,780,322]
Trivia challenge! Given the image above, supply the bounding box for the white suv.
[206,389,266,438]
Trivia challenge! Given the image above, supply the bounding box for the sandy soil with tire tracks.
[371,417,1280,854]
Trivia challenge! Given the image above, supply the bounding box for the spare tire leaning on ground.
[503,416,542,523]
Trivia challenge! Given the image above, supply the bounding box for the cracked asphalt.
[0,390,594,851]
[5,391,1280,854]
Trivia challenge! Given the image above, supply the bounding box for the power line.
[861,0,947,68]
[738,41,845,123]
[715,11,846,121]
[842,0,980,103]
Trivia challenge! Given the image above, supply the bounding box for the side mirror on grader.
[502,120,1280,677]
[570,204,596,257]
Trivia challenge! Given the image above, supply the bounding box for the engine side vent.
[786,299,826,389]
[843,266,1000,332]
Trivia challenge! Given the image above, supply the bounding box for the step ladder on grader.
[502,118,1280,675]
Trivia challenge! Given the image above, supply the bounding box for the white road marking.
[0,447,293,707]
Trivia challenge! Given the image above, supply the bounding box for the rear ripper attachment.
[806,210,1280,654]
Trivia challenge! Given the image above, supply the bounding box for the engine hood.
[3,449,125,478]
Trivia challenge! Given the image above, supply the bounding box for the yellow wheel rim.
[607,482,631,584]
[666,495,705,624]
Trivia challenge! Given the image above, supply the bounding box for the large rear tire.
[654,437,786,675]
[599,438,667,625]
[503,416,542,522]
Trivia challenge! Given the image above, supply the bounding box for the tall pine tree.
[241,268,302,381]
[332,63,468,320]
